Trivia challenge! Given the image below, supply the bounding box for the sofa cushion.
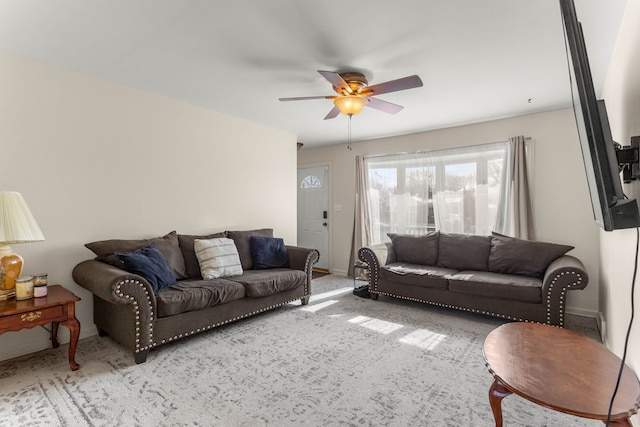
[87,231,187,280]
[380,263,455,290]
[116,244,177,292]
[250,236,290,269]
[489,233,574,279]
[438,233,491,271]
[178,232,226,279]
[387,231,439,265]
[227,269,306,297]
[227,228,274,270]
[155,278,246,317]
[194,238,243,279]
[448,270,542,303]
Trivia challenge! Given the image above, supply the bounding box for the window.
[364,142,508,244]
[300,175,322,189]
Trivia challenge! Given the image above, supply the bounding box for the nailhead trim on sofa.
[116,276,310,355]
[114,279,153,355]
[358,244,588,328]
[371,290,530,323]
[114,248,319,356]
[152,298,304,349]
[545,271,584,327]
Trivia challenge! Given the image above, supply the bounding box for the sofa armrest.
[285,246,319,301]
[358,243,390,292]
[73,258,158,328]
[285,246,320,273]
[73,259,155,302]
[541,255,589,326]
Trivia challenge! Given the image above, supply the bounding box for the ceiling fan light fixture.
[333,95,368,116]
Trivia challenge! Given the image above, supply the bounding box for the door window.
[301,175,322,189]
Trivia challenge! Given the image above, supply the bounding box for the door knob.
[323,222,328,227]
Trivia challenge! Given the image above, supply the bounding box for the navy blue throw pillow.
[249,236,290,270]
[116,244,177,292]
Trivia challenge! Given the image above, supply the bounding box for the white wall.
[599,0,640,424]
[298,108,600,315]
[0,51,298,361]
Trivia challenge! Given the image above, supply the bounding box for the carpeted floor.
[0,275,603,426]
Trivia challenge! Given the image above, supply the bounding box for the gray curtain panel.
[349,155,371,277]
[494,135,535,239]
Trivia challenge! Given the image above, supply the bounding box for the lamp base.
[0,290,15,300]
[0,245,23,298]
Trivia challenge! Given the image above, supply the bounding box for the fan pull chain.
[348,114,352,150]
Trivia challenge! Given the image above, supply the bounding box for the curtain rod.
[362,136,533,159]
[362,136,534,159]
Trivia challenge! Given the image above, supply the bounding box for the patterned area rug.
[0,275,603,426]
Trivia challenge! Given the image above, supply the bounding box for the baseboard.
[565,307,604,343]
[565,306,598,318]
[597,312,607,345]
[330,269,348,276]
[0,324,98,363]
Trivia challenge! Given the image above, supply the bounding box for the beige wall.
[298,108,600,316]
[600,1,640,424]
[0,51,298,361]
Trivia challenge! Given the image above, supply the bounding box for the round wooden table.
[483,322,640,426]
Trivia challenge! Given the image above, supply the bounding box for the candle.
[15,276,34,300]
[33,274,47,298]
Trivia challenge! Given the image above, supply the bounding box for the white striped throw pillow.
[194,237,243,279]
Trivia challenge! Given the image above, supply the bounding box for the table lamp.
[0,191,45,299]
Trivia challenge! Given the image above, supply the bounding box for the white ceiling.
[0,0,627,148]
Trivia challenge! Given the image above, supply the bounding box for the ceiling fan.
[279,70,423,120]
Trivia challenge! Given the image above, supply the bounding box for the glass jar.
[33,274,47,286]
[15,276,34,300]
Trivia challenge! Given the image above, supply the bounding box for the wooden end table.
[483,322,640,426]
[0,285,81,371]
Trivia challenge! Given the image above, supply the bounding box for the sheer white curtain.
[427,142,507,235]
[364,152,432,239]
[352,139,534,254]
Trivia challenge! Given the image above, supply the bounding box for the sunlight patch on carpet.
[348,315,403,334]
[308,287,353,302]
[399,329,447,350]
[299,300,339,312]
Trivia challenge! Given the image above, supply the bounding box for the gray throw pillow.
[227,228,274,270]
[488,232,574,278]
[387,231,439,266]
[86,231,187,280]
[438,233,491,271]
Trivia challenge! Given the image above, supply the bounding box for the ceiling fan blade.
[324,106,340,120]
[318,70,353,94]
[361,75,423,96]
[366,97,404,114]
[279,95,336,101]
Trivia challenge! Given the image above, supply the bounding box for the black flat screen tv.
[559,0,640,231]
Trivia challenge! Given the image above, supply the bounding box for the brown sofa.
[358,231,588,327]
[72,229,319,363]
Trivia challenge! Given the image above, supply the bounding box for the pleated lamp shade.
[0,192,45,243]
[0,191,45,297]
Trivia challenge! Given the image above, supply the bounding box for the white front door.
[297,166,329,270]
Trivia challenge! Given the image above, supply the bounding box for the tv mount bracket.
[616,136,640,183]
